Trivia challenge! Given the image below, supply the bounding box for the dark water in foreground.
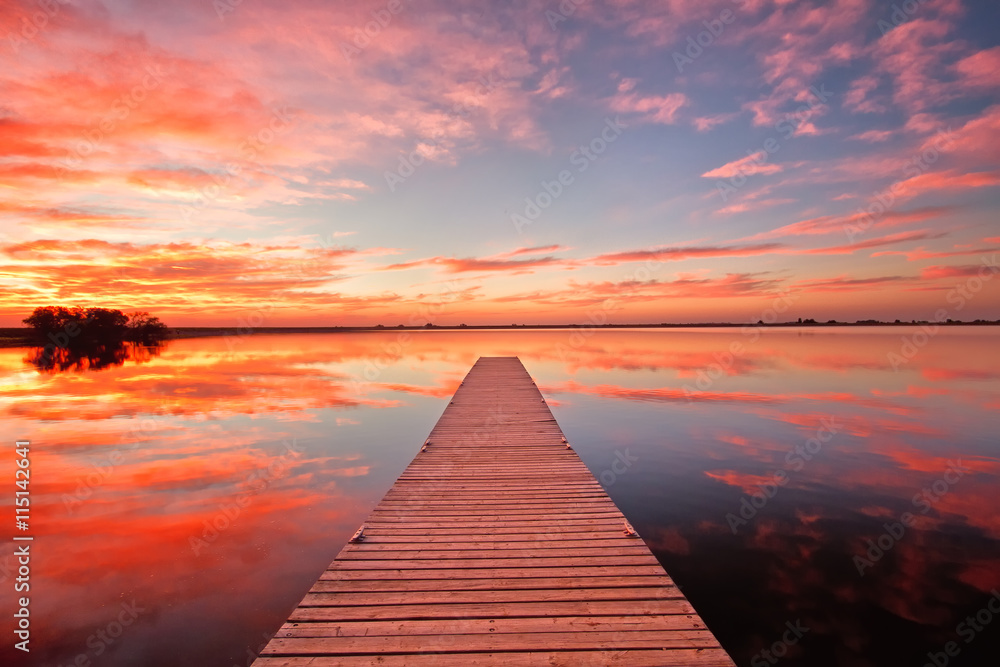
[1,328,998,666]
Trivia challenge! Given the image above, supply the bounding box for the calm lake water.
[2,328,999,666]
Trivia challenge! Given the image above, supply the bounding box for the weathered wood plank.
[254,650,734,666]
[261,632,722,654]
[359,532,630,542]
[362,521,625,533]
[317,565,670,580]
[288,599,698,622]
[334,547,653,560]
[325,556,661,569]
[309,575,674,592]
[300,587,683,606]
[277,614,708,636]
[336,538,645,549]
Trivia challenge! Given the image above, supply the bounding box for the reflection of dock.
[254,356,735,666]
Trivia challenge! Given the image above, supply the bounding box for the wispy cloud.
[802,230,948,255]
[745,206,955,241]
[701,152,783,179]
[587,243,787,266]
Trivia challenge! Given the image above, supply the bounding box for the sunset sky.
[1,0,998,326]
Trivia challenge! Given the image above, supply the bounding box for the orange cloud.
[747,206,954,241]
[919,264,996,280]
[802,230,947,255]
[382,253,567,274]
[0,238,403,323]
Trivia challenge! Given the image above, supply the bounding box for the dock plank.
[253,357,734,666]
[254,648,735,666]
[277,614,708,635]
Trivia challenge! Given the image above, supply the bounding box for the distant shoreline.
[2,320,998,348]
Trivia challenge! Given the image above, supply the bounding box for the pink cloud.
[693,112,740,132]
[746,206,954,241]
[920,264,996,280]
[871,15,966,113]
[608,84,687,125]
[717,198,797,215]
[730,0,867,126]
[933,105,1000,163]
[893,169,1000,200]
[953,46,1000,91]
[904,113,945,135]
[849,129,894,143]
[844,74,886,114]
[701,151,782,179]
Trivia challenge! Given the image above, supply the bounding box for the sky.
[1,0,998,326]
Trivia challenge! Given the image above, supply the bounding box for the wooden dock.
[254,356,735,666]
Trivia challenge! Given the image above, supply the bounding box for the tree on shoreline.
[125,311,171,343]
[23,306,170,347]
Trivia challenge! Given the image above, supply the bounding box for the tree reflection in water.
[25,340,167,372]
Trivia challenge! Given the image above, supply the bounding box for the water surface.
[2,328,998,666]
